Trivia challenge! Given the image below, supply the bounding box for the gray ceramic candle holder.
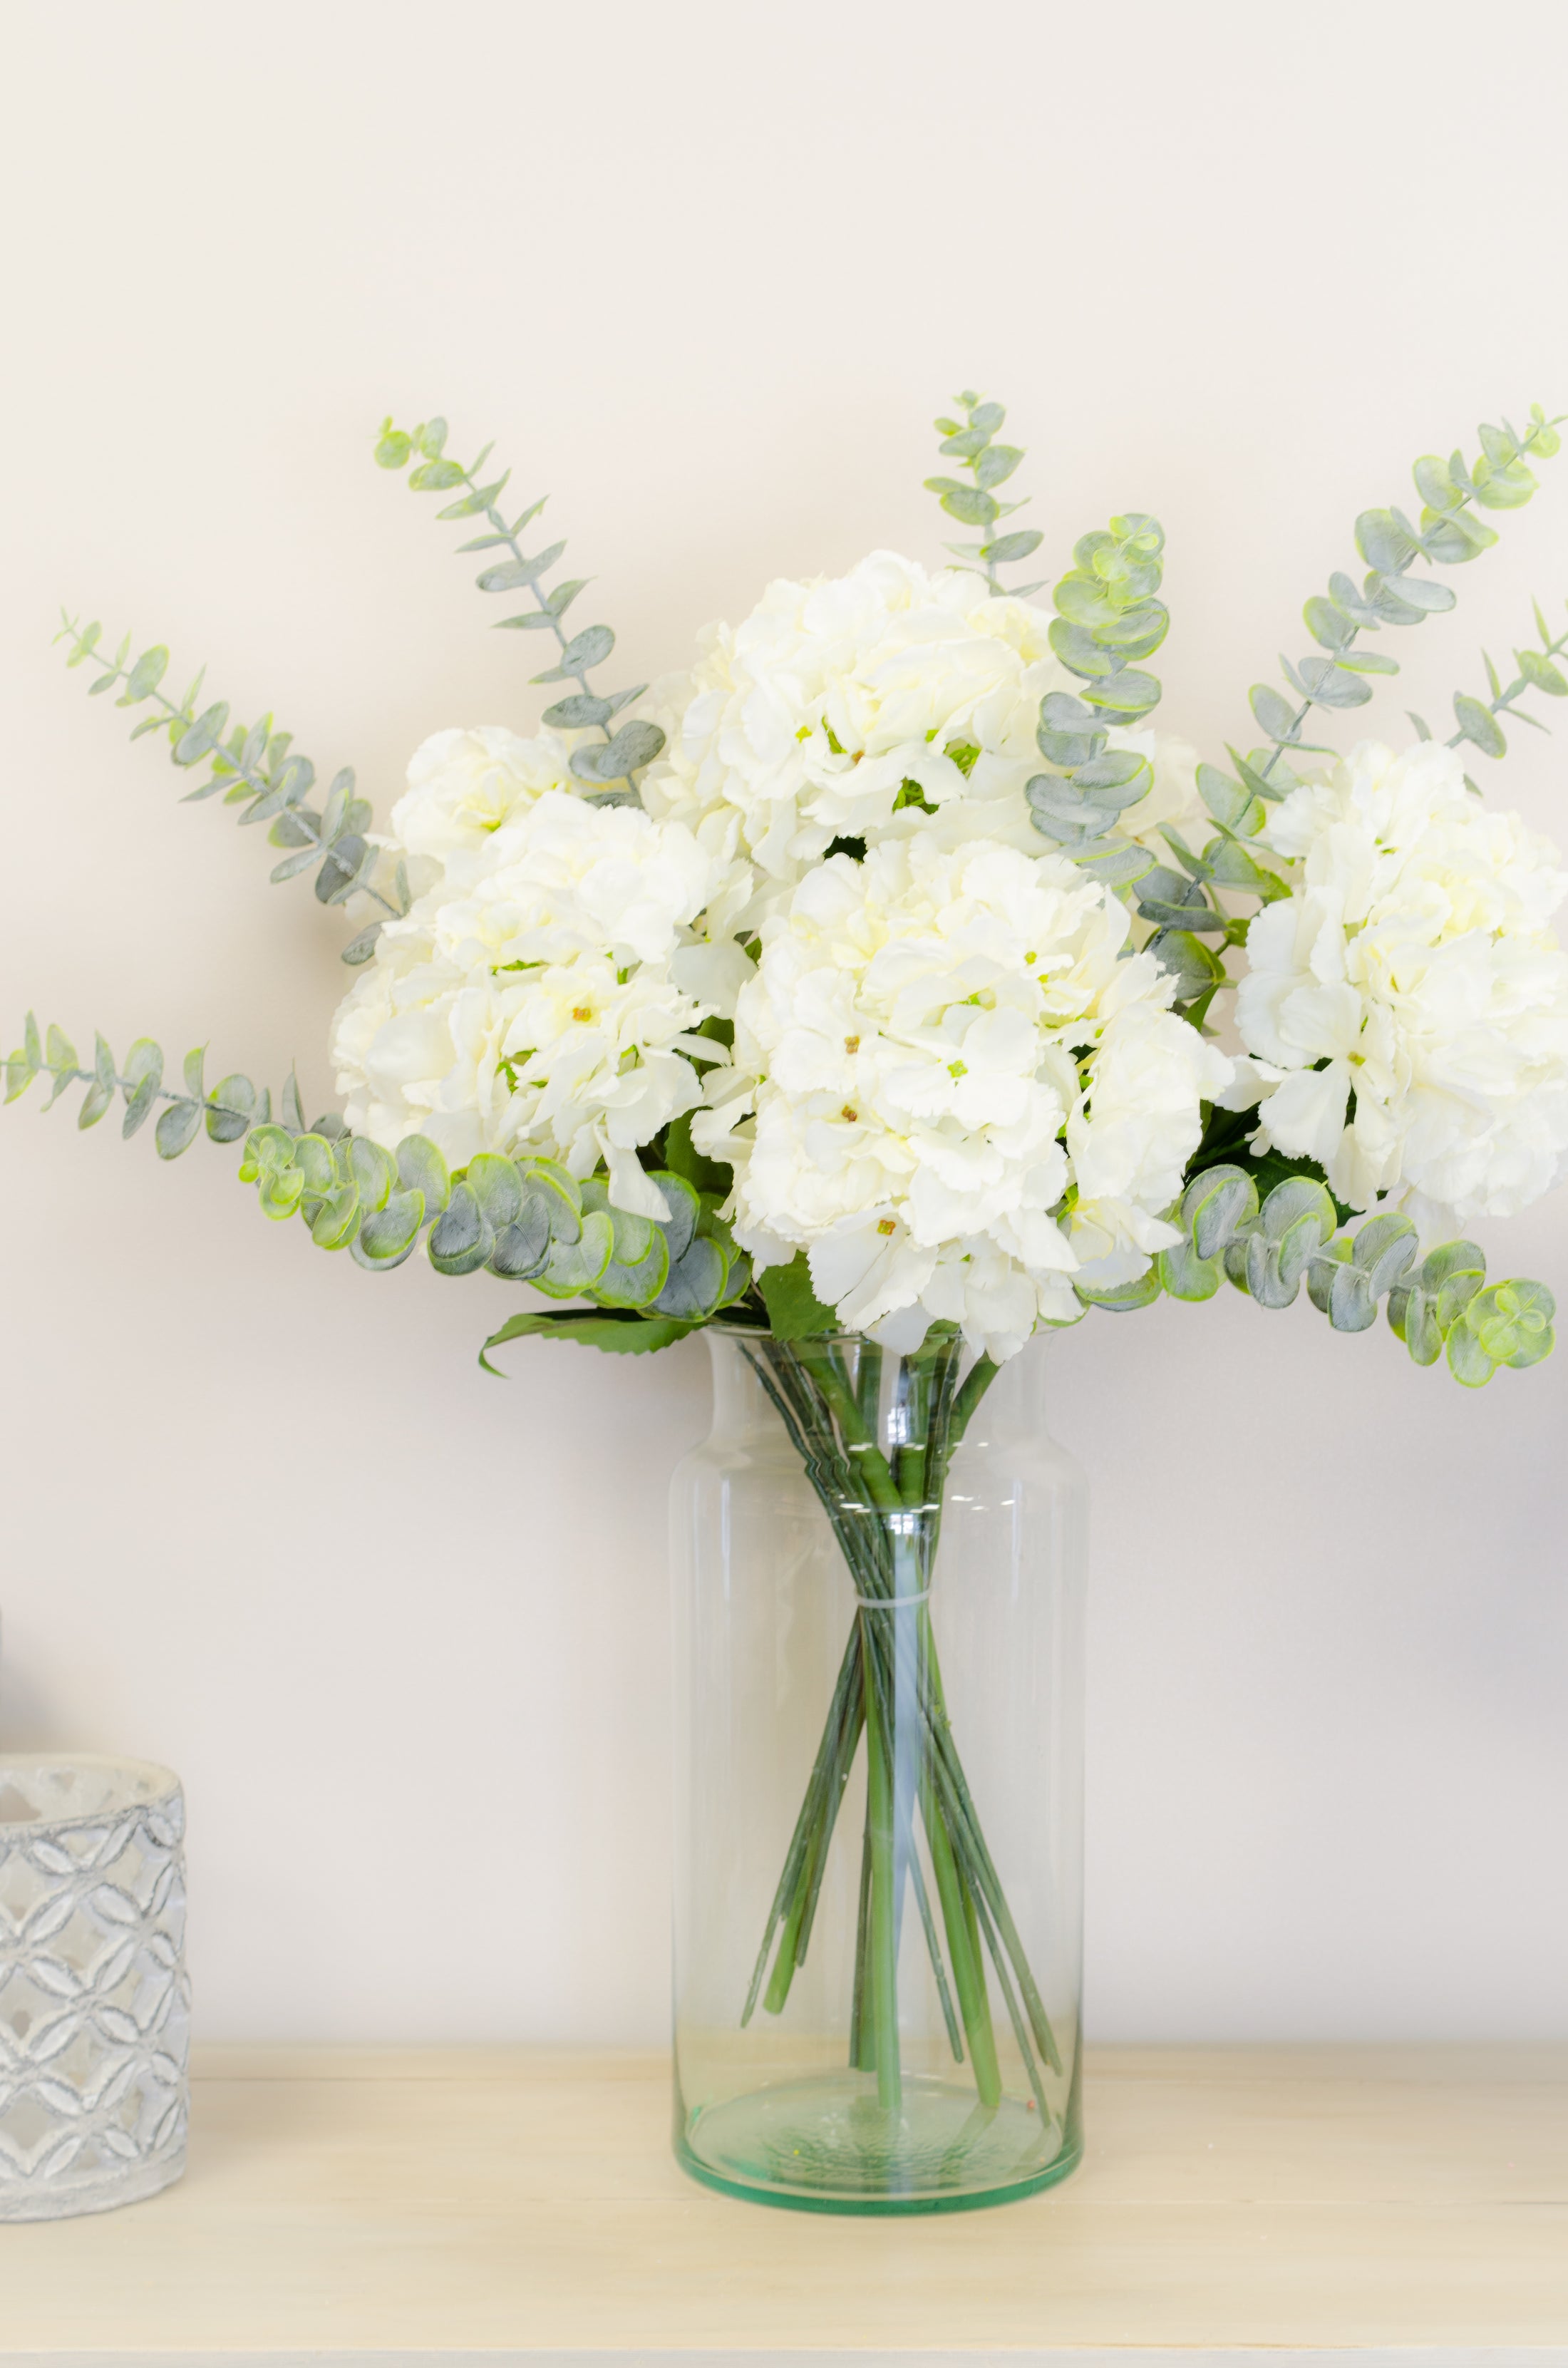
[0,1754,190,2220]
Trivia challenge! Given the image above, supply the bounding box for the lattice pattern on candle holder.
[0,1756,190,2220]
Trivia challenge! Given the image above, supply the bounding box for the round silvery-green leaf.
[1181,1165,1258,1262]
[654,1235,727,1320]
[1070,750,1150,803]
[239,1121,294,1181]
[1259,1175,1336,1246]
[488,1194,553,1280]
[294,1133,339,1197]
[311,1183,361,1250]
[351,1136,396,1214]
[646,1171,698,1265]
[1244,1235,1299,1309]
[354,1188,424,1269]
[1452,694,1506,759]
[531,1208,615,1297]
[428,1183,495,1277]
[515,1155,582,1238]
[154,1099,202,1160]
[1326,1260,1378,1332]
[1349,1210,1418,1299]
[1445,1321,1496,1388]
[594,1228,673,1310]
[1155,1239,1220,1302]
[1469,1278,1556,1367]
[1307,1236,1351,1316]
[1354,509,1418,574]
[397,1134,450,1216]
[1249,683,1299,743]
[257,1164,305,1221]
[465,1152,523,1232]
[1074,1269,1162,1314]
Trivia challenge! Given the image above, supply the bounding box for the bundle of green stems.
[735,1329,1060,2122]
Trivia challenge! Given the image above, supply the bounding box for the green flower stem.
[738,1335,1055,2119]
[921,1768,1001,2105]
[863,1661,902,2111]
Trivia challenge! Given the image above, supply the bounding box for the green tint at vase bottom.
[676,2067,1083,2215]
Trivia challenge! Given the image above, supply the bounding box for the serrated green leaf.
[758,1252,837,1339]
[479,1307,694,1371]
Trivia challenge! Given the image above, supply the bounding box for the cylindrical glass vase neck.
[671,1327,1086,2215]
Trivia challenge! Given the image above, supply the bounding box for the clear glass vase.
[671,1327,1087,2214]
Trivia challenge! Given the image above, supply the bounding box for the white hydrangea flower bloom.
[640,556,1207,942]
[696,834,1230,1359]
[330,791,721,1213]
[387,725,579,894]
[1234,738,1568,1224]
[639,552,1076,900]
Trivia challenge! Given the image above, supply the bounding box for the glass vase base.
[676,2071,1080,2215]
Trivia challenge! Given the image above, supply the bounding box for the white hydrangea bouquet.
[12,393,1568,2151]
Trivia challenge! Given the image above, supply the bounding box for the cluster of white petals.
[642,552,1076,911]
[696,834,1230,1359]
[1234,739,1568,1227]
[331,560,1271,1354]
[331,735,726,1217]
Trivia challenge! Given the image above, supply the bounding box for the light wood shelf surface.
[0,2044,1564,2359]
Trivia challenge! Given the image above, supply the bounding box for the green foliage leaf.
[759,1253,838,1339]
[1452,692,1507,758]
[206,1072,256,1143]
[428,1183,495,1277]
[480,1307,696,1372]
[1355,510,1418,574]
[154,1099,202,1160]
[654,1235,727,1320]
[396,1133,450,1216]
[354,1188,425,1268]
[121,646,169,704]
[350,1136,396,1214]
[531,1207,615,1297]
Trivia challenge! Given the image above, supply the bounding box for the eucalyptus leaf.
[154,1099,202,1160]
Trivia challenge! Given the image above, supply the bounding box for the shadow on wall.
[0,1620,68,1754]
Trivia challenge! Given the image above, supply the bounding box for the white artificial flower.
[696,833,1229,1359]
[329,791,721,1211]
[388,725,579,893]
[639,552,1076,912]
[1234,738,1568,1224]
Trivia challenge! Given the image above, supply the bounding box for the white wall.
[1,0,1565,2043]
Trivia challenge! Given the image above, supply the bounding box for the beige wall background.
[1,0,1565,2042]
